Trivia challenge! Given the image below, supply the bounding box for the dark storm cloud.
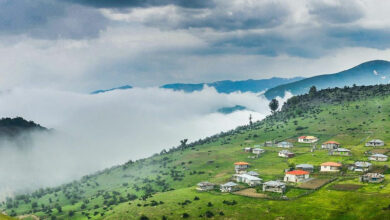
[0,0,109,39]
[64,0,215,9]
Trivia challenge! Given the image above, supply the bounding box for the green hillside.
[2,85,390,219]
[264,60,390,99]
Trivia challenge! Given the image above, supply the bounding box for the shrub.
[140,215,149,220]
[182,213,190,218]
[205,211,214,218]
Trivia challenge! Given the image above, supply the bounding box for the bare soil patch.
[298,178,332,189]
[370,149,389,154]
[233,188,268,198]
[331,184,362,191]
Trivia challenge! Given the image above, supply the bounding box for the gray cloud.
[0,0,109,39]
[64,0,215,9]
[309,1,365,24]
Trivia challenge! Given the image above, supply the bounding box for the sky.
[1,0,390,91]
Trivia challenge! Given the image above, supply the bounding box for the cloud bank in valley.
[0,87,289,199]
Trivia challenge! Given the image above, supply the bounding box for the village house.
[352,161,372,172]
[252,148,265,155]
[278,150,295,158]
[365,139,385,147]
[196,182,215,191]
[322,141,340,149]
[262,181,286,193]
[284,170,310,183]
[264,141,273,147]
[247,171,260,177]
[329,148,351,156]
[320,162,342,172]
[234,162,249,173]
[360,173,385,183]
[220,182,239,192]
[234,173,262,186]
[296,164,314,172]
[277,141,293,148]
[298,136,318,143]
[244,147,253,153]
[369,153,388,161]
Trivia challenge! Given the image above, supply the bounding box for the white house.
[360,173,385,183]
[220,182,239,192]
[234,162,249,173]
[264,141,273,147]
[244,147,253,153]
[262,181,286,193]
[369,154,388,161]
[284,170,310,183]
[295,164,314,172]
[353,161,372,172]
[329,148,351,156]
[234,174,262,186]
[365,139,385,147]
[278,150,295,158]
[252,148,265,155]
[277,141,293,148]
[247,171,260,177]
[298,136,318,143]
[196,182,215,191]
[320,162,342,172]
[322,141,340,149]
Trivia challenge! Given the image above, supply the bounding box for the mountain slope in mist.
[161,77,304,93]
[90,85,133,94]
[0,117,46,138]
[265,60,390,99]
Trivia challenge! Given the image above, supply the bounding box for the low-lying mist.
[0,86,289,200]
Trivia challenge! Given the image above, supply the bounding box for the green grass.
[2,88,390,219]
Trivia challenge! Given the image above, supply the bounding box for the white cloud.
[0,87,286,199]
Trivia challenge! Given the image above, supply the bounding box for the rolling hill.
[2,85,390,219]
[161,77,304,93]
[264,60,390,99]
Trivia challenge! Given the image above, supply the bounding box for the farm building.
[298,136,318,143]
[264,141,273,147]
[244,147,253,153]
[329,148,351,156]
[352,161,372,172]
[247,171,260,177]
[220,182,239,192]
[322,141,340,149]
[277,141,293,148]
[234,174,262,186]
[196,182,215,191]
[365,139,385,147]
[320,162,342,172]
[262,181,286,193]
[278,150,295,158]
[284,170,310,183]
[234,162,249,173]
[369,154,388,161]
[360,173,385,183]
[296,164,314,172]
[252,148,265,155]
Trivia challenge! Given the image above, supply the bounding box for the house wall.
[321,166,340,172]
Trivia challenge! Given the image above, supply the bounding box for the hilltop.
[265,60,390,99]
[2,85,390,219]
[0,117,47,138]
[161,77,304,93]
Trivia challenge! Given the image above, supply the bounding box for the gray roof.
[371,154,388,157]
[368,139,384,143]
[263,180,285,187]
[236,174,262,181]
[247,171,259,176]
[197,181,214,187]
[335,148,351,152]
[296,164,314,169]
[363,173,384,178]
[221,182,238,187]
[354,161,372,167]
[278,141,292,145]
[279,150,293,154]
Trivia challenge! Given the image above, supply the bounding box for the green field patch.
[331,184,362,191]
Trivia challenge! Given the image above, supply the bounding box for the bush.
[205,211,214,218]
[182,213,190,218]
[207,202,213,207]
[194,196,200,201]
[140,215,149,220]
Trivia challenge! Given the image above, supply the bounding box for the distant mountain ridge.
[91,85,132,94]
[160,77,304,93]
[264,60,390,99]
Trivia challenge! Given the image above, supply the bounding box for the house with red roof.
[284,170,310,183]
[234,162,249,173]
[320,162,342,172]
[321,141,340,149]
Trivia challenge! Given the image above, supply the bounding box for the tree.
[269,99,279,113]
[309,86,317,96]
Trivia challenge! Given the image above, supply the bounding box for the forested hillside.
[2,85,390,220]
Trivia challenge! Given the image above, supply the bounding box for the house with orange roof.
[284,170,310,183]
[298,136,318,143]
[320,162,342,172]
[234,162,249,173]
[322,141,340,149]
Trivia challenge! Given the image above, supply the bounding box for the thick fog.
[0,86,289,200]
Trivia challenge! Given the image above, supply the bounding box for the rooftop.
[234,162,249,165]
[296,164,314,168]
[263,180,286,187]
[371,154,388,157]
[236,174,262,181]
[221,182,238,187]
[321,162,342,167]
[286,170,309,175]
[323,141,340,144]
